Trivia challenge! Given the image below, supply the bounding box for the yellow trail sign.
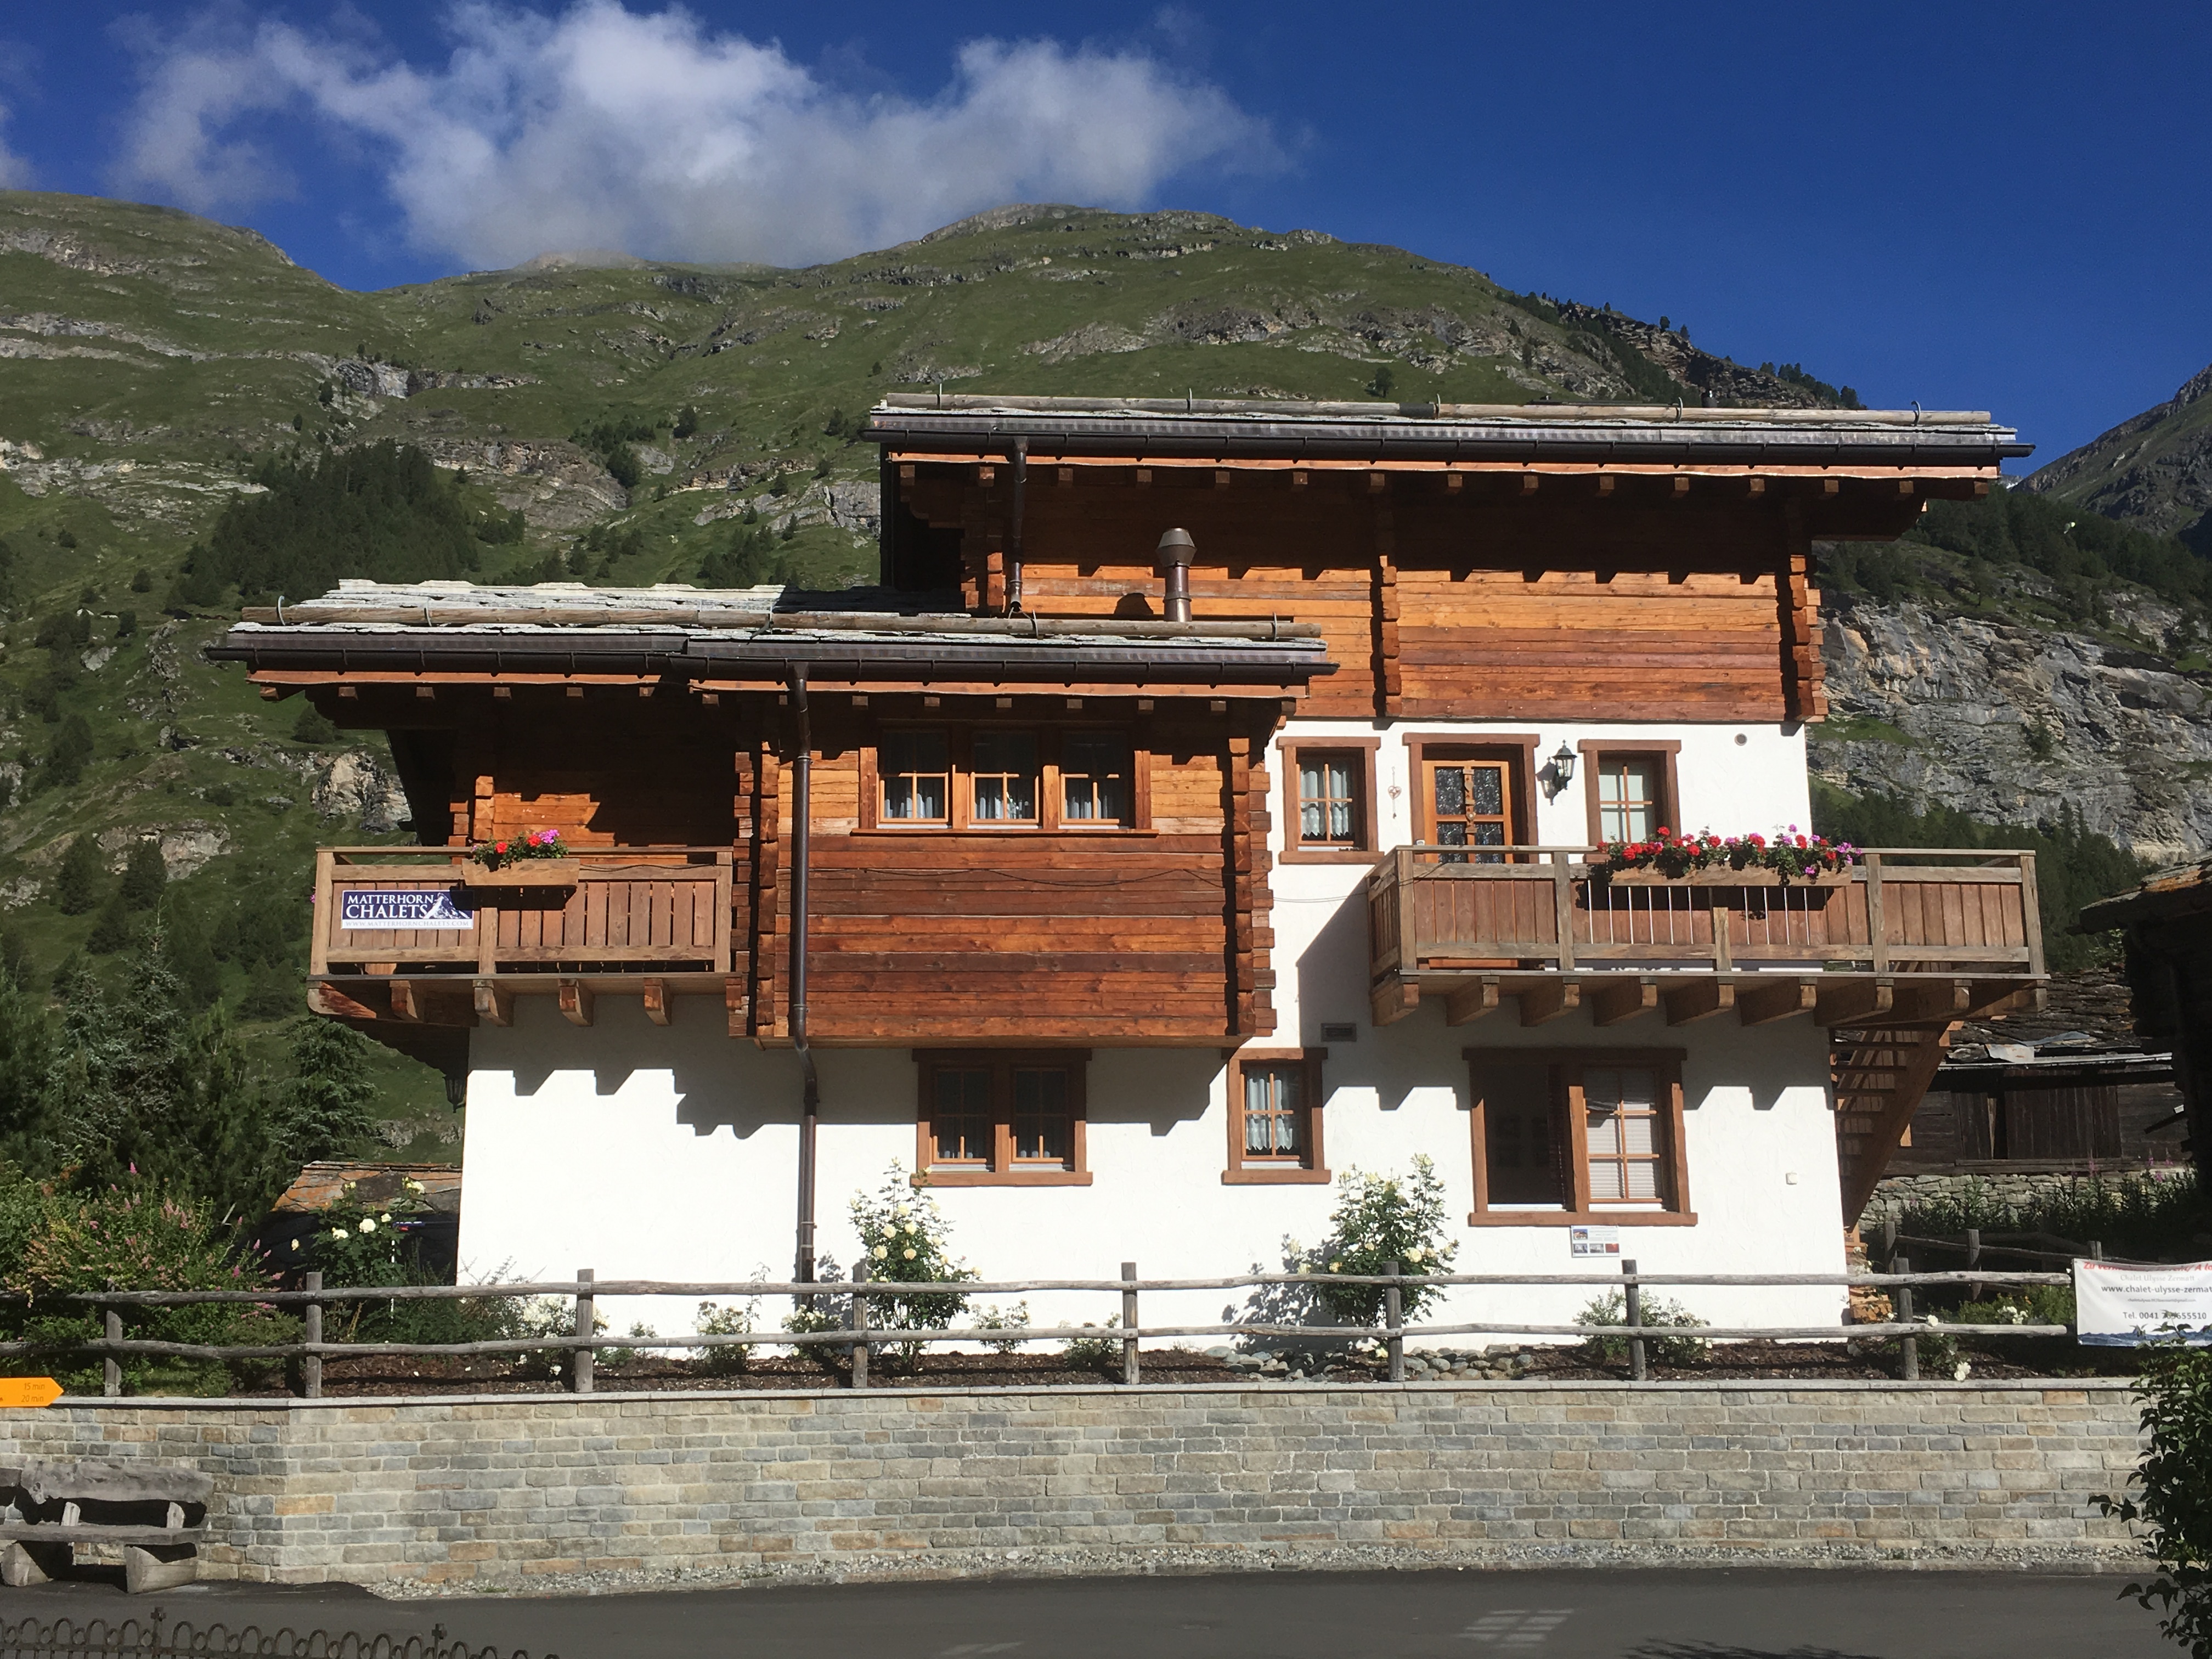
[0,1378,63,1408]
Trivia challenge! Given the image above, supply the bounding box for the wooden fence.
[3,1262,2085,1397]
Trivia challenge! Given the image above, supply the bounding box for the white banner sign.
[338,889,475,930]
[2074,1258,2212,1346]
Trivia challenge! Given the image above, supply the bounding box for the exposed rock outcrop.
[1814,593,2212,863]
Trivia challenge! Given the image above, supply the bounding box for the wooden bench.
[0,1459,212,1593]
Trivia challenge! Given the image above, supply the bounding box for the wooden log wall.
[774,707,1271,1045]
[901,466,1849,726]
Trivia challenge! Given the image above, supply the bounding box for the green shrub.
[2098,1344,2212,1652]
[1576,1290,1711,1366]
[694,1299,754,1375]
[972,1301,1031,1355]
[1060,1317,1120,1370]
[1308,1155,1458,1327]
[850,1165,975,1361]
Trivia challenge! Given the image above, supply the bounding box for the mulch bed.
[210,1339,2137,1399]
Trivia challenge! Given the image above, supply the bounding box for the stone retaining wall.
[1864,1171,2121,1224]
[0,1381,2145,1588]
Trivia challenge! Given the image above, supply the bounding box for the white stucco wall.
[454,716,1844,1351]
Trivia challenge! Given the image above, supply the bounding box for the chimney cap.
[1155,527,1195,567]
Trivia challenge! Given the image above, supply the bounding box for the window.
[1060,732,1130,825]
[1224,1048,1329,1183]
[882,729,950,824]
[1404,737,1537,866]
[914,1051,1091,1184]
[1464,1048,1694,1224]
[865,726,1144,831]
[1577,741,1680,847]
[1278,738,1378,864]
[971,730,1039,824]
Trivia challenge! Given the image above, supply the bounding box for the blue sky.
[3,1,2208,468]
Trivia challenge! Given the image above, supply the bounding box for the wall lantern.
[1542,741,1577,800]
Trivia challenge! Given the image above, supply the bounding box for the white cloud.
[110,1,1277,269]
[0,101,32,189]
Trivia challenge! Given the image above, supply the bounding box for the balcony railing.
[1368,847,2044,986]
[311,847,737,980]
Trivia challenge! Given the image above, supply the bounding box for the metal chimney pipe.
[1155,527,1194,623]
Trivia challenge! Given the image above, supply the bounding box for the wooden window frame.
[861,724,1150,834]
[1578,740,1683,847]
[1463,1047,1696,1226]
[1403,733,1540,859]
[1278,738,1380,865]
[1223,1047,1330,1184]
[913,1049,1093,1186]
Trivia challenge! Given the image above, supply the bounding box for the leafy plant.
[850,1165,977,1364]
[1577,1290,1711,1367]
[2099,1344,2212,1655]
[972,1301,1031,1356]
[694,1299,755,1375]
[467,829,566,869]
[1597,825,1856,882]
[1060,1317,1120,1370]
[1310,1155,1458,1327]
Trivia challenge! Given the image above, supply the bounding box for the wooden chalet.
[212,395,2044,1326]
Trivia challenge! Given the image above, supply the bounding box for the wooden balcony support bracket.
[558,980,594,1028]
[1519,980,1580,1028]
[642,978,672,1026]
[1664,980,1735,1026]
[1372,977,1423,1029]
[311,982,380,1022]
[1589,978,1658,1028]
[725,977,748,1039]
[1891,978,1974,1026]
[1739,978,1819,1028]
[388,979,424,1024]
[1815,979,1893,1028]
[473,980,514,1028]
[1443,977,1502,1027]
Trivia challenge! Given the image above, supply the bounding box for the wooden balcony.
[1367,847,2045,1031]
[308,847,741,1030]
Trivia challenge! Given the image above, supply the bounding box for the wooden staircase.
[1833,1022,1963,1220]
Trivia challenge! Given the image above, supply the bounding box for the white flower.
[1329,1260,1342,1272]
[891,1204,909,1217]
[872,1245,888,1260]
[289,1239,300,1251]
[359,1218,377,1235]
[404,1180,425,1193]
[331,1228,349,1241]
[1953,1361,1972,1381]
[1406,1247,1424,1262]
[379,1213,391,1224]
[903,1248,917,1261]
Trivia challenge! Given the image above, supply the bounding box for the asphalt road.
[0,1567,2169,1658]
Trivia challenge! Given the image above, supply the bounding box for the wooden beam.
[1746,477,1765,498]
[643,978,672,1026]
[388,979,424,1023]
[1595,474,1615,497]
[473,980,514,1027]
[1663,980,1735,1025]
[309,983,379,1021]
[1519,473,1539,495]
[1892,979,1973,1025]
[725,976,747,1037]
[1589,978,1657,1028]
[1371,979,1422,1028]
[1443,977,1501,1026]
[1672,475,1690,497]
[1739,978,1818,1027]
[1815,980,1893,1028]
[558,980,594,1027]
[1519,980,1581,1026]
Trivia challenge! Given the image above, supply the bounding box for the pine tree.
[121,839,167,910]
[86,890,133,955]
[272,1017,377,1170]
[0,957,53,1165]
[53,834,101,916]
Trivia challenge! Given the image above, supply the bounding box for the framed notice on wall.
[1570,1225,1622,1258]
[2074,1259,2212,1346]
[337,890,475,930]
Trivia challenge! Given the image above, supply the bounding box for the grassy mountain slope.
[2027,362,2212,548]
[0,189,1969,1152]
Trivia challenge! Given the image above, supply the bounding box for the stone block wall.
[0,1381,2145,1587]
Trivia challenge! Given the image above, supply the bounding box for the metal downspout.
[789,664,821,1284]
[1007,436,1028,615]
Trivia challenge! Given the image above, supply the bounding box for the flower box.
[1600,866,1852,888]
[458,859,580,895]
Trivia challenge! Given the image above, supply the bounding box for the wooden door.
[1422,757,1516,862]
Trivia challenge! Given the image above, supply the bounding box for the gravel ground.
[371,1538,2152,1600]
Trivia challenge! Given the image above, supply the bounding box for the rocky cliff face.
[1813,591,2212,864]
